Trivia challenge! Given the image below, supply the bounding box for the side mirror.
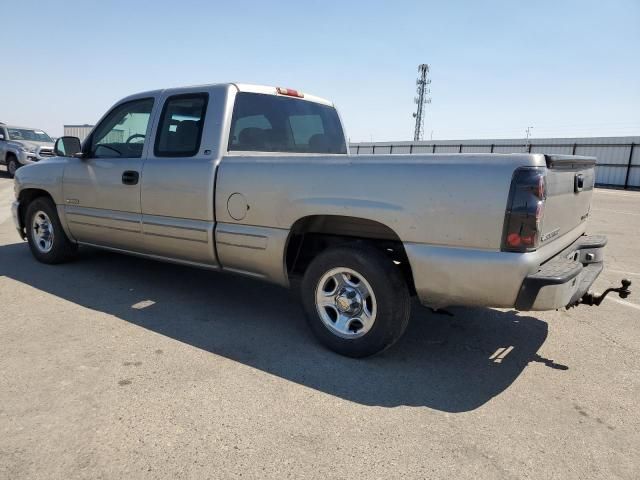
[0,133,5,141]
[54,136,82,157]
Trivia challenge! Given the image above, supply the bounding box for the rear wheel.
[6,155,19,178]
[25,197,77,264]
[301,244,411,357]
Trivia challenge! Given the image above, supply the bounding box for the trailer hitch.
[579,279,632,307]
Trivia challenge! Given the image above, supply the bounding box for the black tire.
[6,155,19,178]
[25,197,78,264]
[301,244,411,358]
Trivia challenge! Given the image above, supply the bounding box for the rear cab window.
[228,92,346,154]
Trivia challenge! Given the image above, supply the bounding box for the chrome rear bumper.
[515,235,607,310]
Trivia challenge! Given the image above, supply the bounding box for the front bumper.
[17,150,39,165]
[515,235,606,310]
[16,148,53,165]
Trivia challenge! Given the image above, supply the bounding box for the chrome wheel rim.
[315,267,377,339]
[31,210,55,253]
[8,161,17,176]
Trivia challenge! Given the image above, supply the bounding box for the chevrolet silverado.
[10,83,631,357]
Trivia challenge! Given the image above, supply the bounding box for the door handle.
[122,170,139,185]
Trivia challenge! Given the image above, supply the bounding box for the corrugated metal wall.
[350,136,639,189]
[63,125,94,143]
[63,126,126,144]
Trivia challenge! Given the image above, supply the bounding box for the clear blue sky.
[3,0,639,141]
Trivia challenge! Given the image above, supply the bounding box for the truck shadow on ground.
[0,242,568,412]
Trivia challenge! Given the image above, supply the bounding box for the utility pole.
[412,64,431,141]
[525,126,534,144]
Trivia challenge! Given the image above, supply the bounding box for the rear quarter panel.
[214,153,541,285]
[216,153,538,248]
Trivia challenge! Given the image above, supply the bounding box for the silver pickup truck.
[11,83,630,357]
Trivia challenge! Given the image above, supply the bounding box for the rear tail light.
[276,87,304,98]
[502,167,546,252]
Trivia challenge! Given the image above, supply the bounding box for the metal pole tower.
[412,64,431,141]
[525,126,534,144]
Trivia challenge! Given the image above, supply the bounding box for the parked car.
[10,83,630,357]
[0,125,55,178]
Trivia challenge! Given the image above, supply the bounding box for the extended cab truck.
[11,83,631,357]
[0,125,56,178]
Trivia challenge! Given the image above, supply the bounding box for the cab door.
[139,90,218,265]
[62,97,157,251]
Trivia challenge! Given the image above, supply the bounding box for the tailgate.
[539,155,596,246]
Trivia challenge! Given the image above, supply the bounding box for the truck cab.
[33,84,346,265]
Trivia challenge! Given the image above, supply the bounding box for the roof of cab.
[231,83,334,107]
[3,124,48,131]
[121,83,334,107]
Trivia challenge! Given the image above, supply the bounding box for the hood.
[9,140,55,150]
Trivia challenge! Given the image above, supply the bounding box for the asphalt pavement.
[0,169,638,479]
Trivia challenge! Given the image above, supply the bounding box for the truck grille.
[39,148,54,157]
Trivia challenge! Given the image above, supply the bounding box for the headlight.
[18,145,37,153]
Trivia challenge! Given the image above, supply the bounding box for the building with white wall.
[63,125,94,143]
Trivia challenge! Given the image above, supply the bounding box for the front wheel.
[25,197,78,264]
[301,245,411,357]
[6,156,19,178]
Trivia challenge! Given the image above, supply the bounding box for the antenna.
[412,64,431,141]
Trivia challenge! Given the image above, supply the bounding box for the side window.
[90,98,154,158]
[154,93,208,157]
[8,129,23,140]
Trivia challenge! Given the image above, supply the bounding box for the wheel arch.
[17,189,57,237]
[284,214,416,294]
[4,151,18,169]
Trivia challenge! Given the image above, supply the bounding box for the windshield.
[8,128,53,142]
[228,93,347,154]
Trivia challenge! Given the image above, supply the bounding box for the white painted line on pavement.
[592,208,640,217]
[607,268,640,277]
[595,189,640,197]
[607,296,640,311]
